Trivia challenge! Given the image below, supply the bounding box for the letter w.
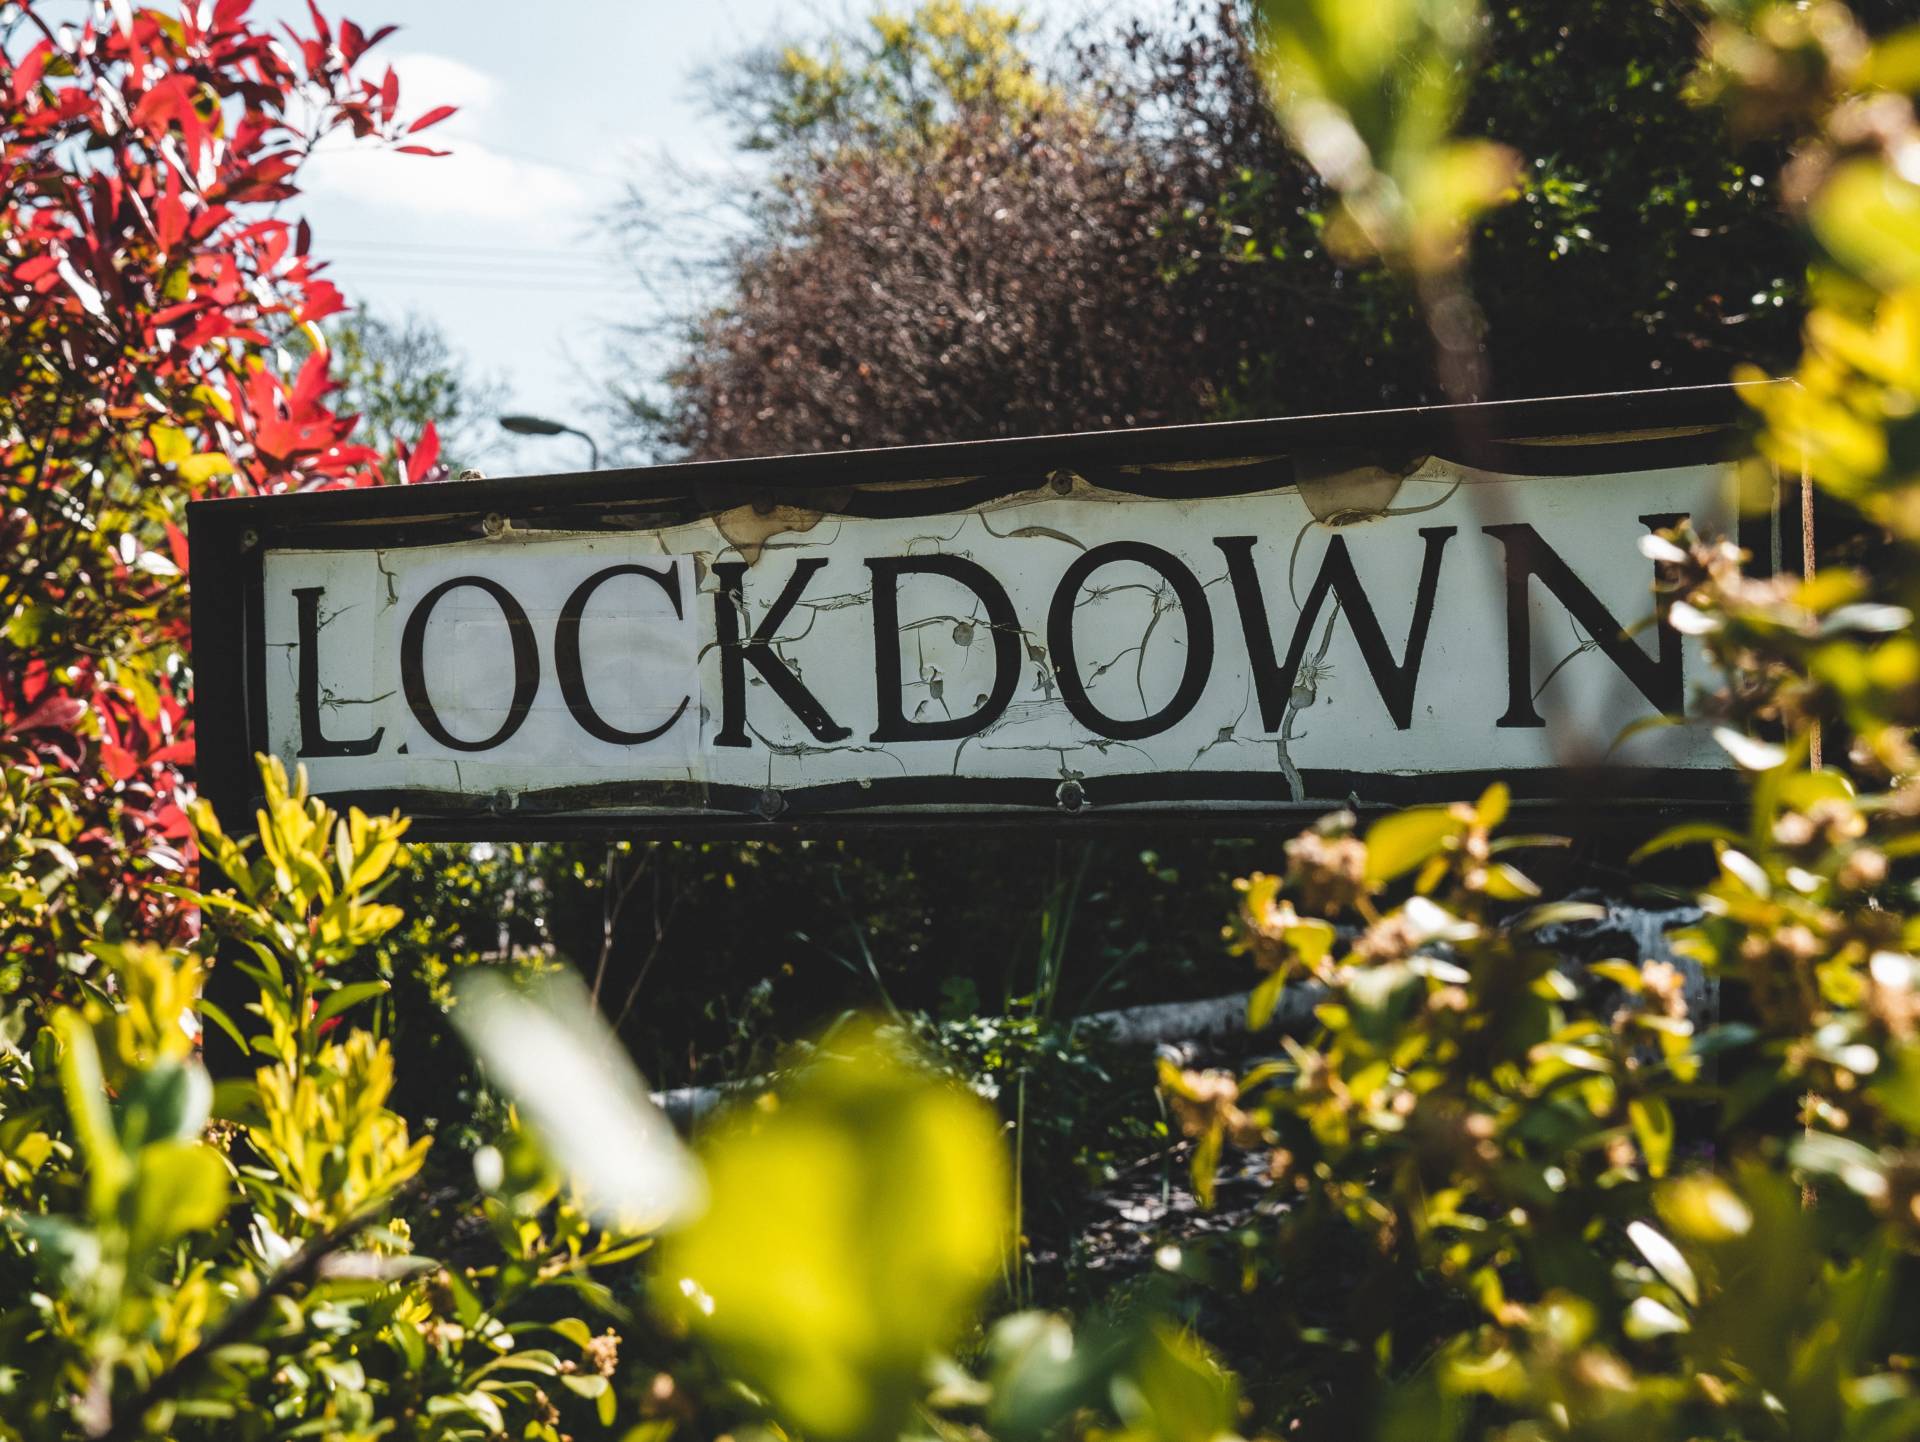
[1214,528,1456,731]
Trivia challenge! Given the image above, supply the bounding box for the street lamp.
[499,412,602,471]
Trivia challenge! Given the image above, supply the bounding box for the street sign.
[188,386,1785,837]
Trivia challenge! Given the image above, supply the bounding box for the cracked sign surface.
[258,455,1735,821]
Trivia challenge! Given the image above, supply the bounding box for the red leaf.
[11,40,50,106]
[407,104,457,134]
[9,694,87,735]
[406,420,440,483]
[298,278,346,323]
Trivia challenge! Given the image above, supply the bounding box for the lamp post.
[499,412,602,471]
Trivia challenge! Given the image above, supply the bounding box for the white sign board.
[241,455,1732,826]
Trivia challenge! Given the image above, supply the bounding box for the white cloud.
[384,51,499,121]
[300,50,595,239]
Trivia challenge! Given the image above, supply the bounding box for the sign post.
[188,385,1782,838]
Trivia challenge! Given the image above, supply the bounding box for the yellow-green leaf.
[657,1026,1008,1442]
[1629,1095,1675,1178]
[1364,806,1460,885]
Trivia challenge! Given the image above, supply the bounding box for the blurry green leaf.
[1864,23,1920,89]
[52,1009,128,1215]
[1657,1174,1753,1244]
[1624,1295,1690,1339]
[1632,823,1743,862]
[1626,1219,1698,1306]
[1481,862,1540,901]
[117,1058,212,1149]
[451,968,699,1230]
[657,1026,1008,1442]
[1511,901,1608,932]
[1589,960,1645,991]
[1248,970,1288,1031]
[129,1140,229,1258]
[315,980,390,1024]
[1347,962,1423,1049]
[1789,1131,1890,1201]
[1629,1095,1675,1178]
[987,1311,1110,1441]
[1364,806,1460,885]
[1777,769,1856,818]
[1116,1323,1239,1442]
[1714,726,1787,771]
[198,998,247,1057]
[1813,159,1920,288]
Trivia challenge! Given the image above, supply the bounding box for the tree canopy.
[616,0,1806,461]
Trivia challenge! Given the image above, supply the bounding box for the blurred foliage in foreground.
[17,0,1920,1440]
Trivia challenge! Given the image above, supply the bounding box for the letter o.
[400,575,540,752]
[1046,541,1215,740]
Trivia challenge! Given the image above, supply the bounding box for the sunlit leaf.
[1629,1095,1675,1178]
[451,969,699,1231]
[1365,806,1461,885]
[657,1026,1008,1442]
[1626,1219,1698,1307]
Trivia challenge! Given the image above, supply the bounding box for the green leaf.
[316,980,390,1024]
[1632,822,1743,863]
[1481,862,1540,901]
[1813,158,1920,288]
[1346,962,1422,1050]
[118,1058,212,1146]
[1629,1095,1675,1178]
[1789,1131,1890,1202]
[1122,1323,1239,1442]
[129,1140,230,1258]
[1511,901,1608,933]
[198,998,247,1056]
[1713,726,1787,772]
[1589,960,1645,991]
[451,969,698,1231]
[1623,1296,1690,1339]
[1626,1219,1697,1307]
[1248,971,1288,1031]
[656,1025,1009,1442]
[52,1009,129,1216]
[1364,806,1460,885]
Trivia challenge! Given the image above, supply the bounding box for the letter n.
[1483,513,1684,728]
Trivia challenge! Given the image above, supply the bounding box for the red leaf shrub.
[0,1,445,995]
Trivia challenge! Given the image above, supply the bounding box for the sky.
[257,0,1120,474]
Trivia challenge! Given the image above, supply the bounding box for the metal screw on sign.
[482,512,507,539]
[1055,778,1088,813]
[756,788,786,820]
[240,528,258,552]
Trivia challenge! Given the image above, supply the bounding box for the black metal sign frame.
[187,383,1787,841]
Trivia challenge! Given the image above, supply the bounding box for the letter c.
[554,562,691,745]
